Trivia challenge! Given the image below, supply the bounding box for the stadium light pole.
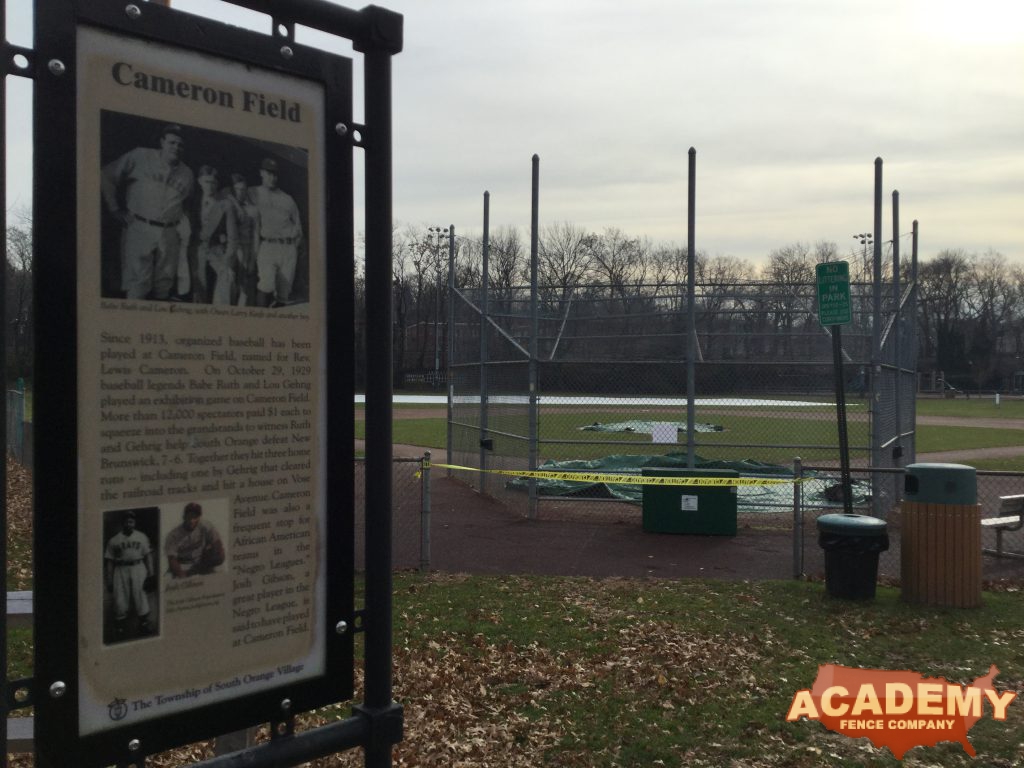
[428,226,449,385]
[852,232,872,280]
[852,232,873,335]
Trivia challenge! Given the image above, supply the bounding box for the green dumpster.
[641,468,738,535]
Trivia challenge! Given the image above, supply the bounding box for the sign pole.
[831,326,854,515]
[816,260,854,516]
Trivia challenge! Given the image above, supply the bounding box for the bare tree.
[590,227,642,300]
[5,213,33,380]
[763,242,816,357]
[966,250,1017,388]
[647,243,686,298]
[537,221,595,304]
[694,253,754,358]
[917,249,973,385]
[390,224,430,383]
[487,225,525,312]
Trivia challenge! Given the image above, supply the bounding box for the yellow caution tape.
[429,462,799,487]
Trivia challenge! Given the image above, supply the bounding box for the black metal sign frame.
[8,1,402,767]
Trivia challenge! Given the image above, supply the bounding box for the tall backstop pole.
[892,190,902,504]
[528,156,540,519]
[871,157,883,516]
[686,148,697,468]
[480,193,490,494]
[446,225,455,477]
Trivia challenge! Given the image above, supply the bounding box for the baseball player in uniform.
[104,511,155,639]
[101,124,195,300]
[252,157,303,307]
[165,502,225,578]
[194,165,239,305]
[226,172,259,306]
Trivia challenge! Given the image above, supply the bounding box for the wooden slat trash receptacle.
[901,463,981,608]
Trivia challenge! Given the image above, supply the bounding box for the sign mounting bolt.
[125,4,141,19]
[47,59,66,77]
[128,738,141,752]
[335,123,348,137]
[49,681,66,698]
[280,45,294,60]
[335,620,348,635]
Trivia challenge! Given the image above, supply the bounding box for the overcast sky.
[7,0,1023,265]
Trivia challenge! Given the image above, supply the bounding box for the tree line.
[5,219,1020,392]
[376,223,1020,393]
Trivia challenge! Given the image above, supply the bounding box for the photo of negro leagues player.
[100,122,195,300]
[165,502,225,578]
[103,508,159,644]
[252,157,303,307]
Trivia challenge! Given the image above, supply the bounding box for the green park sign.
[816,260,852,326]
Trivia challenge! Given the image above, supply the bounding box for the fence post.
[871,157,883,517]
[686,147,697,469]
[527,155,540,520]
[420,452,431,572]
[891,190,902,508]
[446,227,455,479]
[792,457,803,579]
[479,193,490,495]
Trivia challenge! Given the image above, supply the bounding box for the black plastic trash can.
[817,513,889,599]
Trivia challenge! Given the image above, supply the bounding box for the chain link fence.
[354,455,430,572]
[6,388,31,470]
[449,284,533,509]
[796,466,1024,582]
[450,273,916,528]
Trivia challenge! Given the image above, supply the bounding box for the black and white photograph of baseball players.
[99,110,310,308]
[164,501,226,578]
[102,507,160,645]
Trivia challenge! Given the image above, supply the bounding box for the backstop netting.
[450,274,917,525]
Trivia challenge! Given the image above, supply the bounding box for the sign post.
[816,261,854,515]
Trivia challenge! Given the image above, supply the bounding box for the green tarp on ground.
[505,452,870,511]
[579,420,723,434]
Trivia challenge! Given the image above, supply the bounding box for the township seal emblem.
[108,698,128,721]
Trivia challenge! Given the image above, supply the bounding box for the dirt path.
[366,407,1024,431]
[354,440,439,460]
[917,446,1024,462]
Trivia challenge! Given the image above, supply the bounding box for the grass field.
[6,572,1023,767]
[361,573,1024,767]
[6,400,1024,766]
[357,397,1024,471]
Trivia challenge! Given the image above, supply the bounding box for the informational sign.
[816,260,852,326]
[31,4,356,764]
[76,23,328,733]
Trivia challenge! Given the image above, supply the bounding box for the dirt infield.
[352,433,1024,582]
[410,473,1024,584]
[423,475,798,580]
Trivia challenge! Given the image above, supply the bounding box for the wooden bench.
[982,494,1024,558]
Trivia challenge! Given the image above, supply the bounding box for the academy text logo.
[786,664,1017,759]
